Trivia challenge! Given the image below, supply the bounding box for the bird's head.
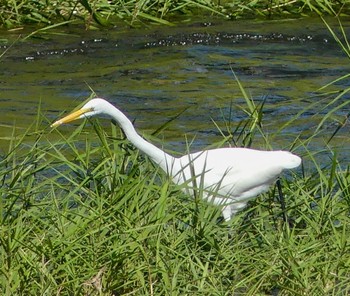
[51,98,110,127]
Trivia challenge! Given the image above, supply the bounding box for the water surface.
[0,18,349,163]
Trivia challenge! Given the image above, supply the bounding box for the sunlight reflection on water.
[0,18,349,164]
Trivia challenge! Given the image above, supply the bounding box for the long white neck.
[109,106,176,173]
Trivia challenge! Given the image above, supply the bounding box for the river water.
[0,17,349,164]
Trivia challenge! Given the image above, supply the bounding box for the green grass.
[1,19,350,295]
[0,0,349,29]
[1,88,349,295]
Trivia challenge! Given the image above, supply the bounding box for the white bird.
[51,98,301,221]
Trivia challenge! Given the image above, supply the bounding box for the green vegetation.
[1,12,350,296]
[1,76,349,295]
[0,0,349,28]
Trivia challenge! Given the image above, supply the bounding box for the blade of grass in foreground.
[22,20,76,41]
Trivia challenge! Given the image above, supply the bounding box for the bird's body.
[52,98,301,221]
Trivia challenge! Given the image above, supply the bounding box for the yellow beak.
[51,108,92,127]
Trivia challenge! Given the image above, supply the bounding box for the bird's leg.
[276,179,293,227]
[276,179,286,220]
[188,161,200,230]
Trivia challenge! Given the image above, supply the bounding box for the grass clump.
[0,0,349,28]
[1,88,350,295]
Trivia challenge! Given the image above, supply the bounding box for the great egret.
[51,98,301,221]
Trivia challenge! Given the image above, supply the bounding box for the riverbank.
[1,0,349,29]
